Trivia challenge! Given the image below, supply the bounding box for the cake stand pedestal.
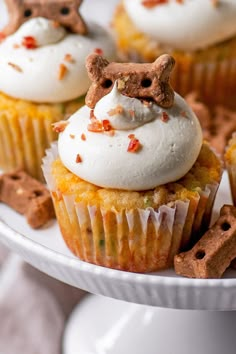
[63,295,236,354]
[0,172,236,354]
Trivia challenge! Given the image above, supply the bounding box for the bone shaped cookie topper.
[0,170,55,229]
[174,205,236,278]
[85,53,175,109]
[3,0,87,36]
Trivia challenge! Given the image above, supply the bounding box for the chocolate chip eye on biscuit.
[42,54,222,273]
[0,0,115,181]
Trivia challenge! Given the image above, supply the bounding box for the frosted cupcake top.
[0,17,114,103]
[123,0,236,51]
[58,86,202,191]
[57,54,202,191]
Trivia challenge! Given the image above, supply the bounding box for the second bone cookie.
[0,170,55,229]
[174,205,236,278]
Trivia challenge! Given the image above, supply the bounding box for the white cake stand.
[1,171,236,354]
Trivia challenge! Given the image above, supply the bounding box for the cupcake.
[113,0,236,108]
[225,133,236,205]
[0,0,115,180]
[43,54,222,273]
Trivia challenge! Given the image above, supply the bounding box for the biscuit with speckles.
[85,53,175,109]
[174,205,236,278]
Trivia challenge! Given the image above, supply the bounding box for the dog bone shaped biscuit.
[3,0,87,36]
[174,205,236,278]
[0,170,55,229]
[85,53,175,109]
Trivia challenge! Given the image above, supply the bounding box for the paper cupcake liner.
[226,163,236,205]
[185,144,222,246]
[0,111,58,181]
[42,144,220,272]
[190,183,219,246]
[179,182,219,250]
[0,95,84,181]
[225,132,236,205]
[172,57,236,108]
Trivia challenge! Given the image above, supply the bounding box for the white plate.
[0,171,236,311]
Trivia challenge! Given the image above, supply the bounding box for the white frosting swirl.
[124,0,236,51]
[94,83,158,130]
[0,18,115,103]
[58,91,203,191]
[13,17,66,46]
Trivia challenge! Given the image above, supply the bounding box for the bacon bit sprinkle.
[22,36,38,49]
[81,133,86,141]
[94,48,104,55]
[142,0,168,8]
[127,137,141,153]
[88,120,104,133]
[142,0,183,7]
[76,154,83,163]
[58,63,68,80]
[161,112,169,122]
[13,43,20,49]
[88,118,114,133]
[128,134,135,139]
[0,32,6,42]
[102,120,113,131]
[64,53,75,63]
[88,110,114,134]
[8,62,23,72]
[108,105,124,116]
[70,134,75,139]
[52,121,69,133]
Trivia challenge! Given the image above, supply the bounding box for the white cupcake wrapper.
[175,58,236,105]
[0,110,58,181]
[42,141,59,189]
[59,192,190,271]
[226,163,236,205]
[225,132,236,206]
